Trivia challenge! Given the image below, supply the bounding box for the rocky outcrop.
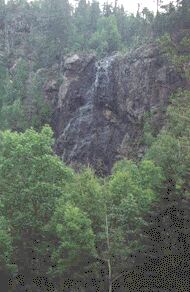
[51,44,186,174]
[0,5,187,174]
[2,13,186,174]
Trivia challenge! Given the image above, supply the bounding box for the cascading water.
[94,55,117,104]
[60,55,117,163]
[94,56,115,88]
[55,44,180,174]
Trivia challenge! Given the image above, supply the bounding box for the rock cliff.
[0,8,188,174]
[48,45,185,174]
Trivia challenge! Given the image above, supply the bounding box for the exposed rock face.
[52,44,185,174]
[0,8,187,174]
[2,18,185,174]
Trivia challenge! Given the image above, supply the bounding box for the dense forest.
[0,0,190,131]
[0,0,190,291]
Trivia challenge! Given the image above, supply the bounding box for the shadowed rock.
[52,45,185,174]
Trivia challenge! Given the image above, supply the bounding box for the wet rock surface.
[52,45,186,174]
[0,11,186,174]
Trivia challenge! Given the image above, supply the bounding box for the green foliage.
[1,0,188,135]
[146,89,190,193]
[0,215,15,272]
[167,90,190,137]
[47,167,103,278]
[158,33,190,76]
[0,63,6,108]
[41,0,73,57]
[109,159,163,221]
[0,124,164,288]
[67,168,104,226]
[146,132,180,180]
[95,159,164,284]
[0,125,72,227]
[0,125,73,277]
[50,203,96,274]
[26,73,53,129]
[89,16,122,55]
[0,59,29,131]
[143,113,156,147]
[0,58,53,131]
[0,0,190,289]
[1,103,189,290]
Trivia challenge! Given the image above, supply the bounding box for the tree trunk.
[105,213,112,292]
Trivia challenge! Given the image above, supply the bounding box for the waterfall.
[60,55,117,162]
